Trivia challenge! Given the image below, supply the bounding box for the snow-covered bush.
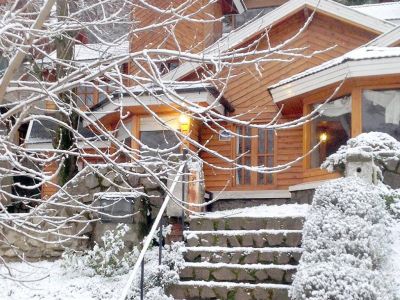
[291,177,396,300]
[62,224,138,276]
[62,224,185,299]
[322,132,400,173]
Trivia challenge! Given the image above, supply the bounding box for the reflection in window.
[236,126,251,185]
[311,96,352,168]
[257,129,274,185]
[77,85,94,107]
[140,130,181,159]
[363,90,400,141]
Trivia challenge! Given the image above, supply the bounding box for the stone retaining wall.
[0,164,168,260]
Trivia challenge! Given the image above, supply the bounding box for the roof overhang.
[366,26,400,47]
[85,88,227,125]
[161,0,395,82]
[269,56,400,103]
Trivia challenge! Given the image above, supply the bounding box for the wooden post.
[351,87,363,137]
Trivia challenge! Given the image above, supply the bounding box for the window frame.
[233,126,276,188]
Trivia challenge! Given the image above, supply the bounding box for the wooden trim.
[351,87,362,137]
[131,115,140,154]
[303,104,311,170]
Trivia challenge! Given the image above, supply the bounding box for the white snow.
[184,229,303,236]
[175,280,290,289]
[0,260,130,300]
[184,261,297,270]
[184,246,303,253]
[387,220,400,296]
[190,204,309,219]
[352,2,400,23]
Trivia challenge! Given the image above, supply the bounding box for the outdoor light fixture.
[319,132,328,142]
[179,113,190,131]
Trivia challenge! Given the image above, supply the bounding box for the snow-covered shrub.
[62,224,185,299]
[322,132,400,173]
[291,177,396,300]
[62,224,138,276]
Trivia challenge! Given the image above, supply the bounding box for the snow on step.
[191,204,309,219]
[168,280,290,300]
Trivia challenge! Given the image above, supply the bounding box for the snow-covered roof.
[367,25,400,47]
[126,82,216,95]
[161,0,396,82]
[41,41,129,64]
[269,46,400,102]
[352,2,400,24]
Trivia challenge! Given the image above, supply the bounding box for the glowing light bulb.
[179,113,189,125]
[320,132,328,142]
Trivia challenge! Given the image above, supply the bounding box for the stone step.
[189,216,305,231]
[184,246,302,265]
[184,229,302,248]
[180,262,296,284]
[168,281,290,300]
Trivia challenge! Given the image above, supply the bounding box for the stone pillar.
[345,146,378,184]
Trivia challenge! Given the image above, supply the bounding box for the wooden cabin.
[26,0,400,202]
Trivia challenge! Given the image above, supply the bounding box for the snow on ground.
[388,221,400,296]
[0,260,129,300]
[191,203,309,219]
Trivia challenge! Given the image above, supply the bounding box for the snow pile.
[290,177,396,300]
[322,132,400,173]
[191,203,309,219]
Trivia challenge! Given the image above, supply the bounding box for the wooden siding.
[41,161,59,199]
[200,11,377,191]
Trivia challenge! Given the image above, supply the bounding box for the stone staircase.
[168,205,306,300]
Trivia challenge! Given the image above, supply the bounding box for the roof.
[367,25,400,47]
[41,41,129,64]
[161,0,396,82]
[351,2,400,24]
[268,46,400,102]
[25,119,108,144]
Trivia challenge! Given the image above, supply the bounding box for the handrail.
[118,162,186,300]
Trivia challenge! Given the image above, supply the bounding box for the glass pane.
[267,157,274,184]
[244,156,251,185]
[140,130,180,158]
[267,130,274,154]
[244,127,251,152]
[257,156,265,185]
[310,96,352,168]
[362,90,400,141]
[258,129,265,153]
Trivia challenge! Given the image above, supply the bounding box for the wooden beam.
[302,103,311,171]
[351,87,362,137]
[244,0,287,9]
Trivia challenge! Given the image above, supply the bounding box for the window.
[222,8,272,34]
[310,96,352,168]
[362,90,400,141]
[140,130,181,159]
[77,85,95,107]
[99,193,137,224]
[236,127,275,186]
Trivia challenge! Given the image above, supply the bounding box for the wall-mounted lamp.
[179,113,190,132]
[319,132,328,143]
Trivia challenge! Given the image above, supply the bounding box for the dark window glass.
[362,90,400,141]
[140,130,181,159]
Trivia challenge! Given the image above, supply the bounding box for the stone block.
[200,286,216,299]
[85,173,99,189]
[243,252,258,264]
[212,268,236,281]
[267,234,284,246]
[194,268,210,280]
[268,269,285,282]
